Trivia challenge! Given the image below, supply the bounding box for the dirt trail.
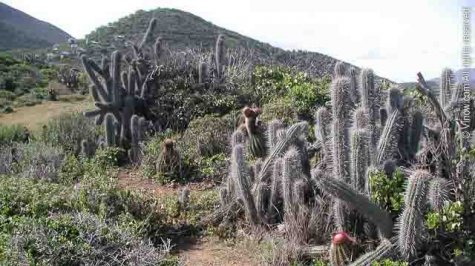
[116,169,261,266]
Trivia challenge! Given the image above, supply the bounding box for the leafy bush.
[41,112,100,154]
[0,142,65,181]
[58,153,84,184]
[0,175,173,265]
[3,212,170,265]
[260,98,299,125]
[141,129,176,178]
[195,153,229,182]
[369,168,405,214]
[91,146,126,169]
[251,66,330,116]
[426,200,464,232]
[0,124,27,145]
[180,114,233,160]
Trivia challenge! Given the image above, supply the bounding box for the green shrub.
[0,142,65,182]
[260,98,298,125]
[369,168,405,214]
[179,114,233,160]
[195,153,229,182]
[58,153,84,184]
[426,200,464,232]
[141,129,176,178]
[3,212,170,265]
[372,259,408,266]
[41,112,100,154]
[0,124,27,145]
[91,146,125,169]
[251,66,330,116]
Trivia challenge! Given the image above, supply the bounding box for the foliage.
[41,112,100,154]
[251,66,330,115]
[0,153,174,265]
[0,53,60,104]
[0,124,27,145]
[372,259,408,266]
[369,169,406,214]
[195,153,228,181]
[0,142,65,182]
[179,114,233,160]
[426,200,464,232]
[91,146,126,169]
[58,153,84,184]
[260,97,299,125]
[140,129,176,178]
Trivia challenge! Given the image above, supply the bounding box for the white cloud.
[3,0,471,82]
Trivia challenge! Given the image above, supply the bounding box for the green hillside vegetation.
[0,2,72,50]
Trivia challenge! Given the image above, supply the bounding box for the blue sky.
[3,0,474,82]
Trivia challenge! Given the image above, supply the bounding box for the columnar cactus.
[359,68,380,158]
[330,77,352,182]
[282,148,302,216]
[268,119,285,151]
[231,144,260,225]
[350,108,370,192]
[334,61,347,78]
[215,34,225,80]
[398,170,431,260]
[428,177,450,212]
[440,68,454,109]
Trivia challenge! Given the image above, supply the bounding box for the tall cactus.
[334,61,347,77]
[398,170,431,260]
[440,68,454,109]
[282,148,302,216]
[268,158,283,221]
[231,144,260,225]
[331,77,352,182]
[350,108,370,192]
[215,34,225,80]
[359,69,380,158]
[267,119,285,151]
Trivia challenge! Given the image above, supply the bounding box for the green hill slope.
[0,2,72,50]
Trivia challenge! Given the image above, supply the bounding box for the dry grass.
[0,95,93,131]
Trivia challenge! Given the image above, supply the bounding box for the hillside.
[84,8,370,80]
[0,2,72,50]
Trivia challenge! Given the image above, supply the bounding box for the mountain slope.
[85,8,379,80]
[0,2,72,50]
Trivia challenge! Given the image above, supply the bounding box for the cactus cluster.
[214,63,474,264]
[81,19,159,161]
[81,18,229,163]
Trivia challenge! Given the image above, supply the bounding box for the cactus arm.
[139,18,157,50]
[416,72,447,125]
[257,122,308,183]
[232,145,260,225]
[350,239,397,266]
[313,173,393,238]
[397,170,431,260]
